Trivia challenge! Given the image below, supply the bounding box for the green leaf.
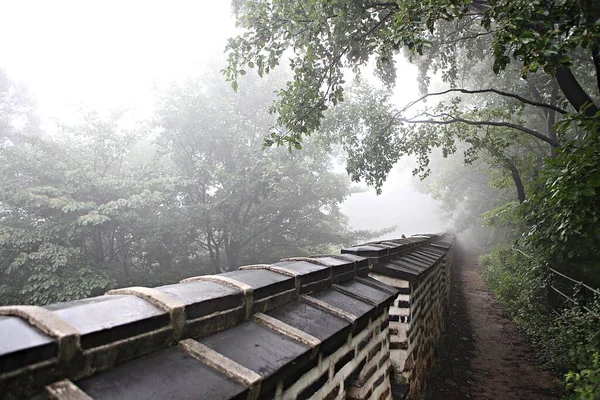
[582,187,596,197]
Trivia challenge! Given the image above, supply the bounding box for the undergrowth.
[480,244,600,399]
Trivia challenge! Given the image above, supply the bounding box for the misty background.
[0,1,446,239]
[4,2,599,393]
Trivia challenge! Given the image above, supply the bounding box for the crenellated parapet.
[343,234,455,398]
[0,234,453,400]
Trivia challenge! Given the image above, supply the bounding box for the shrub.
[481,244,600,398]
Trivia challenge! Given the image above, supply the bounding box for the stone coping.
[343,234,454,281]
[0,235,451,399]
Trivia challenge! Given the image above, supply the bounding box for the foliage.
[226,0,600,152]
[482,244,600,398]
[0,67,377,305]
[153,70,378,272]
[480,200,527,242]
[566,353,600,400]
[317,79,553,196]
[480,245,547,329]
[0,67,40,145]
[524,129,600,284]
[0,112,181,304]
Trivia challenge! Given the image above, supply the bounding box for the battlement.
[0,234,454,399]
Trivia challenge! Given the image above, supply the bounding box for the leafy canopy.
[225,0,600,151]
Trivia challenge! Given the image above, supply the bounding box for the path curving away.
[425,240,560,399]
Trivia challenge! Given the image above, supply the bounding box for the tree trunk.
[555,66,599,117]
[206,232,220,274]
[507,161,526,203]
[225,239,241,272]
[547,79,559,158]
[118,229,130,278]
[581,0,600,94]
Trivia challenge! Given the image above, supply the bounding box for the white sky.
[0,1,236,123]
[0,0,444,235]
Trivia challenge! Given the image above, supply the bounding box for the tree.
[315,76,552,202]
[0,67,40,146]
[0,61,379,304]
[224,0,600,188]
[0,110,194,305]
[153,70,377,273]
[524,122,600,285]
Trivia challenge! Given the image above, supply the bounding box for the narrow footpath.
[425,240,560,399]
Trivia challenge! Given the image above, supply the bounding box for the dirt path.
[426,240,560,399]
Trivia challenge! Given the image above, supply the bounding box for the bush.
[481,244,600,398]
[565,353,600,400]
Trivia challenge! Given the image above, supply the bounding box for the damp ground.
[425,240,560,400]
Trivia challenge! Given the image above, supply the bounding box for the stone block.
[0,316,57,374]
[266,299,350,357]
[45,295,169,350]
[198,320,312,397]
[75,347,248,400]
[271,260,331,293]
[156,281,242,321]
[309,289,375,334]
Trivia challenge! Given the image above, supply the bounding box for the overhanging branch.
[400,88,568,115]
[555,66,599,117]
[402,114,560,147]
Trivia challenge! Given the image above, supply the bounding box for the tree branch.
[592,44,600,94]
[400,88,568,115]
[433,31,494,46]
[402,114,560,147]
[555,66,599,116]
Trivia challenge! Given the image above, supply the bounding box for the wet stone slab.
[198,320,312,396]
[397,255,431,269]
[413,252,443,263]
[45,295,169,349]
[334,253,368,264]
[407,252,440,264]
[273,260,331,285]
[312,257,355,278]
[76,347,248,400]
[220,269,295,299]
[267,300,350,356]
[342,245,389,258]
[0,316,57,373]
[388,260,424,274]
[156,281,242,320]
[375,262,423,281]
[310,257,349,266]
[423,246,447,255]
[431,241,452,250]
[309,289,375,333]
[336,280,394,306]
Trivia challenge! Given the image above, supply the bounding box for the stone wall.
[0,235,453,400]
[344,234,455,399]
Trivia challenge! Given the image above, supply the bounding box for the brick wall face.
[402,251,451,399]
[280,311,392,400]
[359,236,455,399]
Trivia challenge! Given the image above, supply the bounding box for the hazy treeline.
[0,66,379,306]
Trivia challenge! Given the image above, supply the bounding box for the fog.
[342,167,445,239]
[0,1,446,305]
[1,0,444,230]
[0,1,236,123]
